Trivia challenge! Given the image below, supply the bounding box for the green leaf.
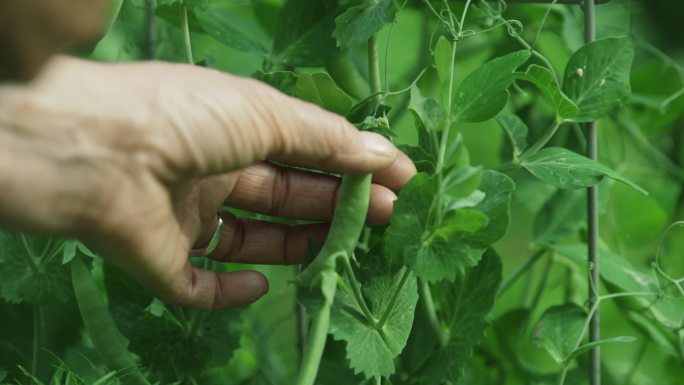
[562,37,635,122]
[452,50,530,123]
[253,70,298,95]
[517,64,579,120]
[104,263,242,380]
[458,171,515,248]
[402,249,502,385]
[533,189,586,244]
[332,0,397,49]
[433,36,453,85]
[521,147,648,194]
[531,303,586,366]
[272,0,341,66]
[553,244,684,330]
[409,85,445,132]
[194,4,270,55]
[386,171,512,282]
[0,233,71,304]
[330,254,418,379]
[397,144,436,174]
[495,112,528,156]
[294,72,353,115]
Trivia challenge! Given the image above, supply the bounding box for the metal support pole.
[583,1,600,385]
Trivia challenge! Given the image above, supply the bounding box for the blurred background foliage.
[1,0,683,384]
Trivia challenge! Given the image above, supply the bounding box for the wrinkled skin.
[0,57,416,309]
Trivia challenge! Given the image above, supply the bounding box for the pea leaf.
[533,189,586,244]
[386,171,513,282]
[401,249,502,385]
[433,36,453,85]
[532,303,636,366]
[409,85,445,132]
[531,303,586,365]
[272,0,341,66]
[397,144,436,174]
[0,233,71,304]
[253,70,298,95]
[194,4,270,55]
[332,0,397,49]
[517,64,579,120]
[103,263,242,380]
[562,37,635,122]
[553,244,684,330]
[329,252,418,378]
[521,147,648,194]
[294,72,353,115]
[496,112,528,156]
[452,50,530,123]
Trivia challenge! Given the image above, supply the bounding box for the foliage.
[2,1,684,385]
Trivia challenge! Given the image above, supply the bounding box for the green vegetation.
[2,1,683,384]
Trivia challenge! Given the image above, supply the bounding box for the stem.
[144,0,157,59]
[31,306,43,384]
[368,35,382,107]
[180,5,194,64]
[519,119,562,161]
[435,40,458,174]
[498,249,546,297]
[295,266,307,362]
[557,366,569,385]
[583,1,600,384]
[341,257,376,325]
[376,269,411,329]
[295,273,337,385]
[421,281,448,346]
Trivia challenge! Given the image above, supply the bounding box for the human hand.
[0,56,416,310]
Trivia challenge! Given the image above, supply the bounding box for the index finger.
[154,65,410,180]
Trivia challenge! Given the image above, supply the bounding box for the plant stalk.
[295,274,337,385]
[31,305,43,384]
[583,2,600,385]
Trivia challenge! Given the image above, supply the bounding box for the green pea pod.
[71,255,149,385]
[294,173,372,287]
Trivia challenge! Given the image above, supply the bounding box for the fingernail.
[361,132,396,159]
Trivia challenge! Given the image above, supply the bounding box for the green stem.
[376,269,411,330]
[435,40,458,174]
[180,5,194,64]
[421,281,448,346]
[498,249,546,297]
[584,2,600,384]
[557,366,569,385]
[295,273,337,385]
[368,35,382,107]
[341,257,376,325]
[519,119,562,161]
[31,306,43,384]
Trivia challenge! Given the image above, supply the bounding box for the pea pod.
[293,173,372,287]
[71,255,149,385]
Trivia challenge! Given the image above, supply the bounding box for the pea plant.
[2,0,684,385]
